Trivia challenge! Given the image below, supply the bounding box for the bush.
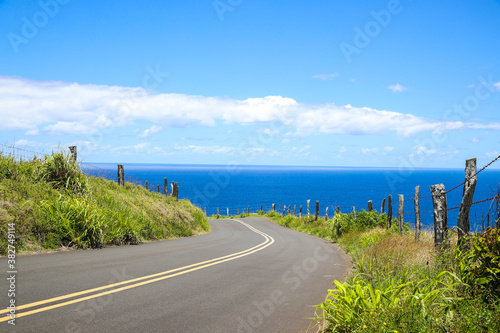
[455,227,500,299]
[37,152,88,194]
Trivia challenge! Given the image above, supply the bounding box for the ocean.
[81,163,500,231]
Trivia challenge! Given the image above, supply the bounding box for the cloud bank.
[1,76,498,138]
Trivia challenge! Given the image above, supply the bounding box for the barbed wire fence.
[209,154,500,244]
[0,144,177,199]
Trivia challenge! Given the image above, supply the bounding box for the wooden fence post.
[204,207,206,216]
[299,206,302,218]
[315,201,319,221]
[279,205,281,214]
[227,208,229,217]
[457,158,477,248]
[69,146,77,163]
[145,181,148,190]
[368,200,373,212]
[387,195,392,228]
[157,184,160,193]
[261,205,263,212]
[325,207,329,221]
[247,206,250,214]
[381,198,386,214]
[415,186,421,241]
[282,204,285,217]
[288,205,291,216]
[217,207,219,218]
[164,178,168,195]
[431,183,448,249]
[307,200,311,218]
[293,205,296,216]
[336,207,340,214]
[171,182,179,201]
[117,164,125,186]
[352,206,357,219]
[398,194,404,235]
[272,203,276,212]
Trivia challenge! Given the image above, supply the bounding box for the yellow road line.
[1,219,274,322]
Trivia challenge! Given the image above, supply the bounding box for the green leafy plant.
[37,152,88,194]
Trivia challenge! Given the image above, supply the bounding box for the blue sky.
[1,0,499,168]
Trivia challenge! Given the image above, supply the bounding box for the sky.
[1,0,500,168]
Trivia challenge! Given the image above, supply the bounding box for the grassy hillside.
[0,152,209,254]
[264,211,500,332]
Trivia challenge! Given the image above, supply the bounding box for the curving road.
[1,217,350,333]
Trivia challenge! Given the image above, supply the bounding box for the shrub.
[38,152,88,194]
[455,227,500,299]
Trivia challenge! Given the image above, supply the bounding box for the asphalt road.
[1,217,350,333]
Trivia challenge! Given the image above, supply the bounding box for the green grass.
[263,210,500,332]
[0,151,209,254]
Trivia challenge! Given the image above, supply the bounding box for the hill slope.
[0,152,209,254]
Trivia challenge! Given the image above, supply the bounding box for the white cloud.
[312,72,339,80]
[383,146,394,154]
[361,147,378,154]
[472,137,480,143]
[388,83,408,93]
[138,125,162,138]
[339,146,347,153]
[281,138,290,144]
[291,145,311,155]
[494,82,500,90]
[412,145,437,156]
[1,76,499,140]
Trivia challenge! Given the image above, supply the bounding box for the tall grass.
[0,152,209,254]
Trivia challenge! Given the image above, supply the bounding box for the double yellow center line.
[0,219,274,322]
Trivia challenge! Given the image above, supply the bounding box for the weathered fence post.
[387,195,393,228]
[368,200,373,212]
[293,205,296,216]
[336,207,340,214]
[157,184,160,193]
[299,206,302,218]
[247,206,250,214]
[227,208,229,217]
[352,206,357,219]
[431,183,448,249]
[272,203,276,212]
[415,186,421,241]
[307,200,311,218]
[325,207,329,221]
[381,198,386,214]
[145,181,148,190]
[282,204,285,217]
[398,194,404,235]
[279,205,281,214]
[288,205,291,216]
[204,207,207,216]
[171,182,179,201]
[164,178,168,195]
[457,158,477,248]
[117,164,125,186]
[315,201,319,221]
[261,205,263,213]
[69,146,77,163]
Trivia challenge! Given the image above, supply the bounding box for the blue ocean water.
[82,164,500,231]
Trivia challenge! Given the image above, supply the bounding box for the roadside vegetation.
[0,152,209,254]
[265,210,500,332]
